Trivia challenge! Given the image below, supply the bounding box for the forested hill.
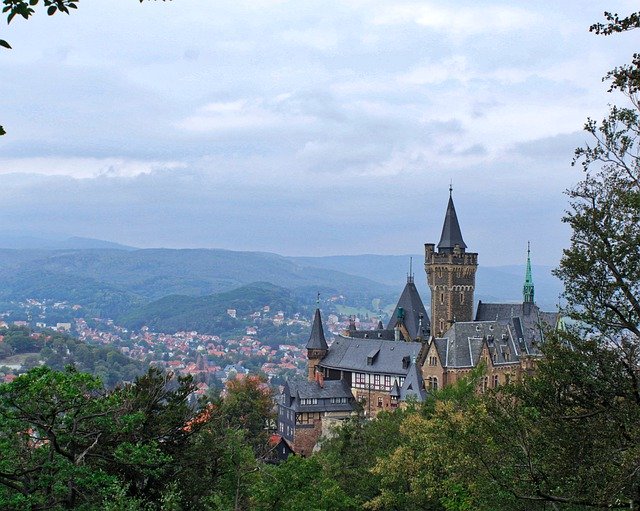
[119,282,306,335]
[0,248,397,318]
[0,247,563,321]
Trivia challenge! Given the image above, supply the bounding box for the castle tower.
[523,242,535,304]
[425,187,478,337]
[306,307,328,381]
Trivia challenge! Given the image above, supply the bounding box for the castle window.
[440,292,445,304]
[460,292,464,304]
[505,374,511,385]
[374,374,380,388]
[377,397,383,408]
[384,375,391,388]
[439,320,445,332]
[493,375,499,388]
[482,376,489,392]
[355,373,365,386]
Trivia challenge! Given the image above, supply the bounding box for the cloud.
[0,158,186,179]
[371,3,540,35]
[0,0,635,265]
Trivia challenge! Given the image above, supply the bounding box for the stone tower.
[306,307,328,381]
[425,188,478,337]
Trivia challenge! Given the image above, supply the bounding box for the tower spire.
[407,257,414,283]
[306,307,328,351]
[523,241,535,303]
[437,187,467,253]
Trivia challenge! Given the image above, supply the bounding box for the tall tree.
[455,10,640,509]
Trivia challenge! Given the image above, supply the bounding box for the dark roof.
[400,362,426,402]
[320,337,422,375]
[386,278,430,339]
[390,380,401,398]
[347,329,395,341]
[434,318,546,369]
[282,379,354,413]
[437,193,467,252]
[475,301,558,345]
[306,308,328,350]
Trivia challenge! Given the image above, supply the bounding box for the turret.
[306,308,328,381]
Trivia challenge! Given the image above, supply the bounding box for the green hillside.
[120,282,306,334]
[0,248,397,319]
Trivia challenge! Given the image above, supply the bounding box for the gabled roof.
[320,337,422,375]
[386,278,430,339]
[400,362,426,402]
[437,191,467,252]
[434,319,545,369]
[475,301,558,345]
[282,379,354,413]
[306,308,328,351]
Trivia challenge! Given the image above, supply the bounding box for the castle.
[277,189,557,456]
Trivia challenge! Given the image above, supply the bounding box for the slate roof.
[320,337,423,375]
[282,379,354,413]
[386,277,430,339]
[390,380,401,398]
[433,319,543,369]
[475,301,558,345]
[347,329,396,341]
[399,362,427,402]
[306,308,328,350]
[437,192,467,252]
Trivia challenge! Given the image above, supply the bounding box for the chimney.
[315,370,324,388]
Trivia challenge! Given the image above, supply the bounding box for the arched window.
[482,376,489,392]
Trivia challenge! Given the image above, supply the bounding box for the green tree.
[251,456,356,511]
[436,10,640,509]
[0,366,120,509]
[317,407,410,507]
[220,375,274,457]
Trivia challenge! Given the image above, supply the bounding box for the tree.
[0,365,202,509]
[0,366,119,509]
[250,456,356,511]
[220,375,274,457]
[438,10,640,509]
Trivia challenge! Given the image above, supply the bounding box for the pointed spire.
[306,308,328,350]
[437,187,467,253]
[523,241,535,303]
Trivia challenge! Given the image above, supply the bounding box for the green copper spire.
[523,241,534,303]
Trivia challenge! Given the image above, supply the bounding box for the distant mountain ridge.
[0,243,563,322]
[0,248,398,319]
[0,234,135,250]
[291,254,563,311]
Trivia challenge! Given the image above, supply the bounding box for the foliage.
[250,456,357,511]
[0,326,147,387]
[220,375,274,456]
[317,408,409,507]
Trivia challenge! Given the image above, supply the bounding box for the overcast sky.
[0,0,637,265]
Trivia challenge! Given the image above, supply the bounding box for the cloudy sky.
[0,0,637,265]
